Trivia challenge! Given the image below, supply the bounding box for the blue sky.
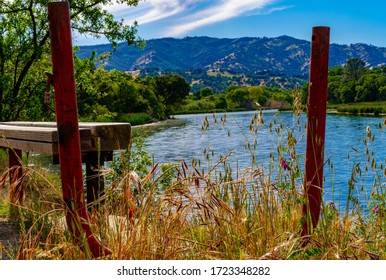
[75,0,386,47]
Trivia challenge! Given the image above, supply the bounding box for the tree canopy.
[301,58,386,105]
[0,0,142,121]
[73,52,189,122]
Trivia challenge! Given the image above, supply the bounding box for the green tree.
[248,86,264,100]
[198,86,213,99]
[225,85,239,93]
[249,86,267,106]
[339,81,356,103]
[213,94,228,110]
[152,74,190,115]
[355,74,374,102]
[137,84,166,120]
[379,85,386,100]
[0,0,142,121]
[343,58,366,82]
[355,73,386,102]
[326,59,386,104]
[300,82,309,105]
[327,76,342,104]
[74,53,170,121]
[226,87,250,109]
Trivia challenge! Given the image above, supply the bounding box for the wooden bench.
[0,122,131,204]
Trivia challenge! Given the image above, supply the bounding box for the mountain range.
[77,36,386,90]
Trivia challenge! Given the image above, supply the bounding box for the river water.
[144,110,386,212]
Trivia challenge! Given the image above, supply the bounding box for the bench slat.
[0,122,131,151]
[0,136,92,155]
[0,125,92,153]
[0,125,58,142]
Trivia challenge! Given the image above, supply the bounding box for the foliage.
[249,86,267,106]
[302,58,386,106]
[117,113,153,126]
[343,57,366,82]
[181,84,293,114]
[193,86,213,99]
[141,67,305,93]
[0,199,8,216]
[159,162,178,190]
[74,51,191,122]
[226,87,250,109]
[336,102,386,116]
[151,74,190,115]
[0,0,142,121]
[0,148,8,172]
[110,132,152,179]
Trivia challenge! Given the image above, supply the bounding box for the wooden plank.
[0,124,91,143]
[0,121,58,127]
[79,122,131,151]
[0,137,92,154]
[1,121,131,151]
[0,138,56,154]
[0,125,58,142]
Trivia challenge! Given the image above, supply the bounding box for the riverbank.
[132,117,187,134]
[335,102,386,116]
[133,105,386,138]
[279,102,386,117]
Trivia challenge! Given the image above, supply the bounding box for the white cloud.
[133,0,187,24]
[109,0,283,36]
[108,0,198,24]
[260,5,295,15]
[167,0,277,36]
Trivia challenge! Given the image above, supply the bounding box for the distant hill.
[77,36,386,91]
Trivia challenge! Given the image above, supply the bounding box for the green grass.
[117,113,153,126]
[280,101,386,116]
[175,108,245,115]
[80,112,154,126]
[336,101,386,116]
[0,200,9,216]
[0,148,9,173]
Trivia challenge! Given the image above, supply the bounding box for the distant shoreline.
[132,118,187,134]
[132,105,386,135]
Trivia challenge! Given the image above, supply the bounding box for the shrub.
[118,113,153,126]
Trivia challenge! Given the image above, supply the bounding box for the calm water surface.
[144,110,386,212]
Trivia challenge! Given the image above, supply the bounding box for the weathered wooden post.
[301,26,330,240]
[48,1,112,257]
[8,149,23,217]
[85,152,105,208]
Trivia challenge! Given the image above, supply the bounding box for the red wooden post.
[48,1,111,257]
[302,27,330,240]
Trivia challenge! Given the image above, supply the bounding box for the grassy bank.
[279,102,386,117]
[0,112,384,260]
[336,101,386,116]
[175,108,250,115]
[80,112,154,126]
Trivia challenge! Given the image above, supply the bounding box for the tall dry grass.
[0,99,385,260]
